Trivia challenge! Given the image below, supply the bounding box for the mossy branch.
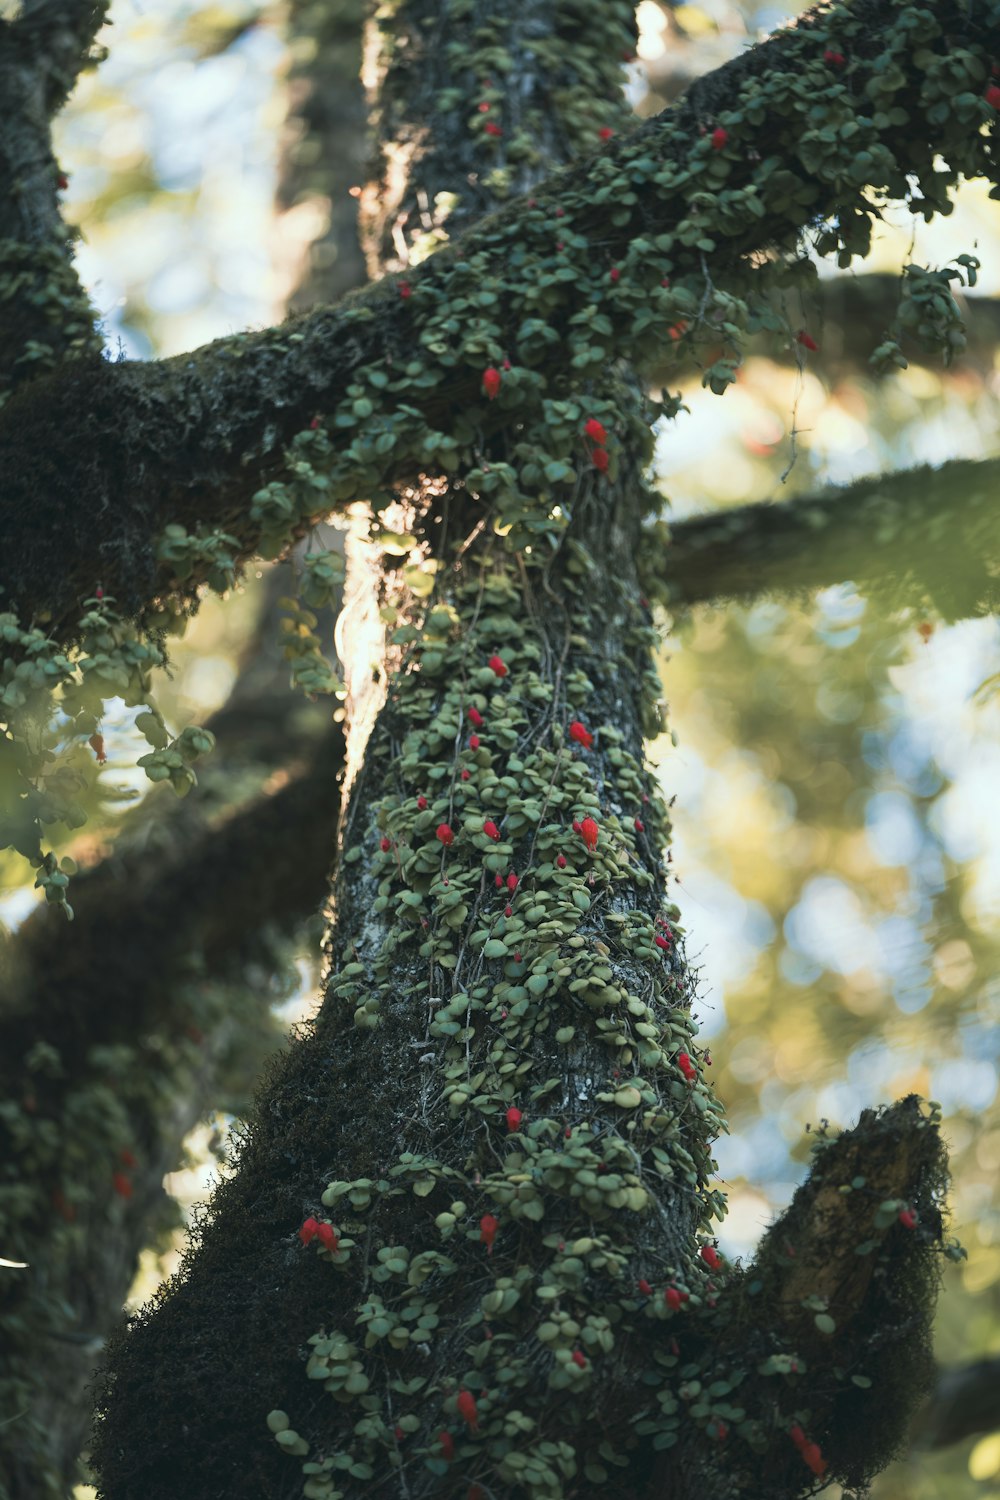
[648,456,1000,620]
[719,1098,953,1493]
[4,0,1000,636]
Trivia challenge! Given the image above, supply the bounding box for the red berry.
[469,734,480,750]
[437,823,455,846]
[468,706,484,726]
[380,836,391,852]
[483,820,500,841]
[571,1349,587,1367]
[482,367,502,399]
[505,1106,522,1132]
[488,653,508,676]
[711,127,728,150]
[638,1278,653,1296]
[556,854,567,868]
[417,795,428,809]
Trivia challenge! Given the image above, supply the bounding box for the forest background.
[2,0,1000,1496]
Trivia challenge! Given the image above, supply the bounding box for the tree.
[2,0,999,1497]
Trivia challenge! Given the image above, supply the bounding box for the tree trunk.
[90,3,953,1499]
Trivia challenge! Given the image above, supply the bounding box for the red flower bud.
[988,83,1000,107]
[394,1425,404,1440]
[796,329,819,352]
[417,795,428,810]
[317,1223,339,1252]
[399,281,411,299]
[592,447,609,472]
[469,734,480,750]
[310,416,320,429]
[711,127,728,150]
[89,732,107,763]
[571,1348,587,1367]
[700,1244,721,1270]
[801,1442,827,1476]
[568,720,594,748]
[479,1213,498,1253]
[483,820,500,841]
[677,1052,697,1083]
[598,127,614,140]
[638,1278,652,1296]
[437,823,455,846]
[478,101,491,112]
[56,172,69,190]
[715,1422,728,1441]
[468,706,484,726]
[823,48,846,64]
[505,1106,522,1132]
[484,121,503,137]
[119,1148,138,1168]
[504,904,512,917]
[298,1216,320,1246]
[789,1425,806,1448]
[665,1286,683,1311]
[572,819,582,834]
[556,854,567,868]
[655,933,671,950]
[380,836,391,852]
[634,817,644,832]
[584,419,607,445]
[898,1207,917,1230]
[579,816,599,852]
[506,872,518,891]
[609,266,620,282]
[95,586,104,599]
[113,1171,132,1198]
[488,653,508,676]
[461,768,470,781]
[457,1389,479,1430]
[482,366,502,399]
[438,1431,455,1461]
[495,874,504,888]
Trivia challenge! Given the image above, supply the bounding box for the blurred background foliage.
[6,0,999,1494]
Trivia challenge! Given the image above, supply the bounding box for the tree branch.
[4,0,999,636]
[0,5,106,396]
[650,456,1000,619]
[688,1098,953,1496]
[922,1355,1000,1449]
